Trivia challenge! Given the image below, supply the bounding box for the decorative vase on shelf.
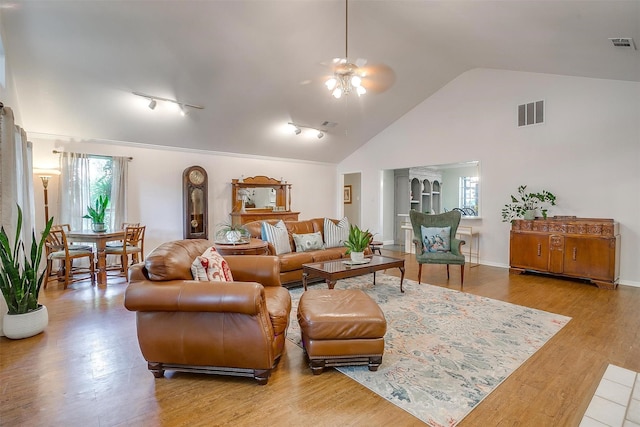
[523,210,536,220]
[350,251,365,263]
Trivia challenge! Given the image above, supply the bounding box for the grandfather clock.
[183,165,208,239]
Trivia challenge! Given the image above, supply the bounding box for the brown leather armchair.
[124,239,291,385]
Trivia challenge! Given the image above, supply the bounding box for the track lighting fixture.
[287,122,327,139]
[133,91,204,114]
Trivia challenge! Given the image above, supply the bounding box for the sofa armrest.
[124,281,265,314]
[224,255,282,287]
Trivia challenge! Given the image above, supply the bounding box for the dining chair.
[409,210,466,286]
[44,227,96,289]
[105,225,146,276]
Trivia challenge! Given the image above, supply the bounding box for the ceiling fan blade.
[359,63,396,93]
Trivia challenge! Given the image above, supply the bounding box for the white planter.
[226,230,242,243]
[350,251,365,263]
[523,210,536,220]
[3,305,48,339]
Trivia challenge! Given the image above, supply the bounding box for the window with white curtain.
[58,153,128,231]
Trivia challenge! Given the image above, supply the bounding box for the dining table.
[66,229,125,286]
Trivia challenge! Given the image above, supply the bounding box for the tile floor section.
[580,364,640,427]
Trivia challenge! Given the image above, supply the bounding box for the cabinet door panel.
[510,233,549,271]
[563,237,614,281]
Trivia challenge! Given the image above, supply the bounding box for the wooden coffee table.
[302,255,405,293]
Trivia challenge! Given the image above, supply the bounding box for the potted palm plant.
[501,185,556,222]
[0,206,53,339]
[83,194,109,232]
[344,224,371,263]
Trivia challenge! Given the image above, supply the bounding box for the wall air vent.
[609,38,636,49]
[518,100,544,127]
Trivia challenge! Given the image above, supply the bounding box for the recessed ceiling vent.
[321,121,338,128]
[609,38,636,50]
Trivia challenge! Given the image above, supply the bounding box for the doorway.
[343,173,361,225]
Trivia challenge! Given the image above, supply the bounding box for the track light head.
[148,99,157,110]
[287,122,326,139]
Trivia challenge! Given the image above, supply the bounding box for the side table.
[214,238,269,256]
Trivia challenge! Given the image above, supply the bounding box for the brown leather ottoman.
[297,289,387,374]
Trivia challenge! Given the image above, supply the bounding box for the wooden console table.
[509,217,620,289]
[230,210,300,226]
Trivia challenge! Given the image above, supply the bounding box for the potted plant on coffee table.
[0,205,53,339]
[344,224,371,263]
[501,185,557,222]
[83,194,109,232]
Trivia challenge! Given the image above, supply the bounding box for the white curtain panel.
[0,105,37,336]
[57,152,90,231]
[109,156,128,231]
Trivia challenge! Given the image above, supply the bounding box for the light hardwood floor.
[1,248,639,426]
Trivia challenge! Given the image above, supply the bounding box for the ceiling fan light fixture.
[325,78,338,90]
[351,75,361,87]
[332,87,343,99]
[357,86,366,96]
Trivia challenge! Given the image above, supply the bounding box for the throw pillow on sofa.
[324,217,350,248]
[261,220,292,255]
[421,225,451,253]
[191,246,234,281]
[292,232,325,252]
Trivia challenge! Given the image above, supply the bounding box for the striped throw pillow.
[324,217,350,248]
[261,220,292,255]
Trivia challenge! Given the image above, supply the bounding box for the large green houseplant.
[0,206,53,338]
[344,224,371,263]
[501,185,556,222]
[83,194,109,232]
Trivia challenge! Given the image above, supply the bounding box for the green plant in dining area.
[83,194,109,232]
[501,185,557,222]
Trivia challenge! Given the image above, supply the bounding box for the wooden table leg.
[373,271,376,286]
[326,280,337,290]
[399,266,405,293]
[302,271,308,291]
[95,240,107,286]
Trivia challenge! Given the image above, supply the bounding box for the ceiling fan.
[323,0,395,99]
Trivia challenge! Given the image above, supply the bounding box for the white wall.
[30,136,338,254]
[339,69,640,286]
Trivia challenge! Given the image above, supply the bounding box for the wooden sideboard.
[230,210,300,226]
[509,217,620,289]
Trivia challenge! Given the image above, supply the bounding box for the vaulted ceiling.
[2,1,639,163]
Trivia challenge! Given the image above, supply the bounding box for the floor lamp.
[33,169,61,225]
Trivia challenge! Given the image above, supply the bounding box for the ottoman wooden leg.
[368,356,382,371]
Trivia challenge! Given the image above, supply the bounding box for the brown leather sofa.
[124,239,291,385]
[244,218,369,286]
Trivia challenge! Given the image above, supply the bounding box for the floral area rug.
[287,274,571,427]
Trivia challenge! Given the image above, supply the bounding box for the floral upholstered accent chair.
[409,210,466,286]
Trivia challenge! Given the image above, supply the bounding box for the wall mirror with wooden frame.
[230,176,299,225]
